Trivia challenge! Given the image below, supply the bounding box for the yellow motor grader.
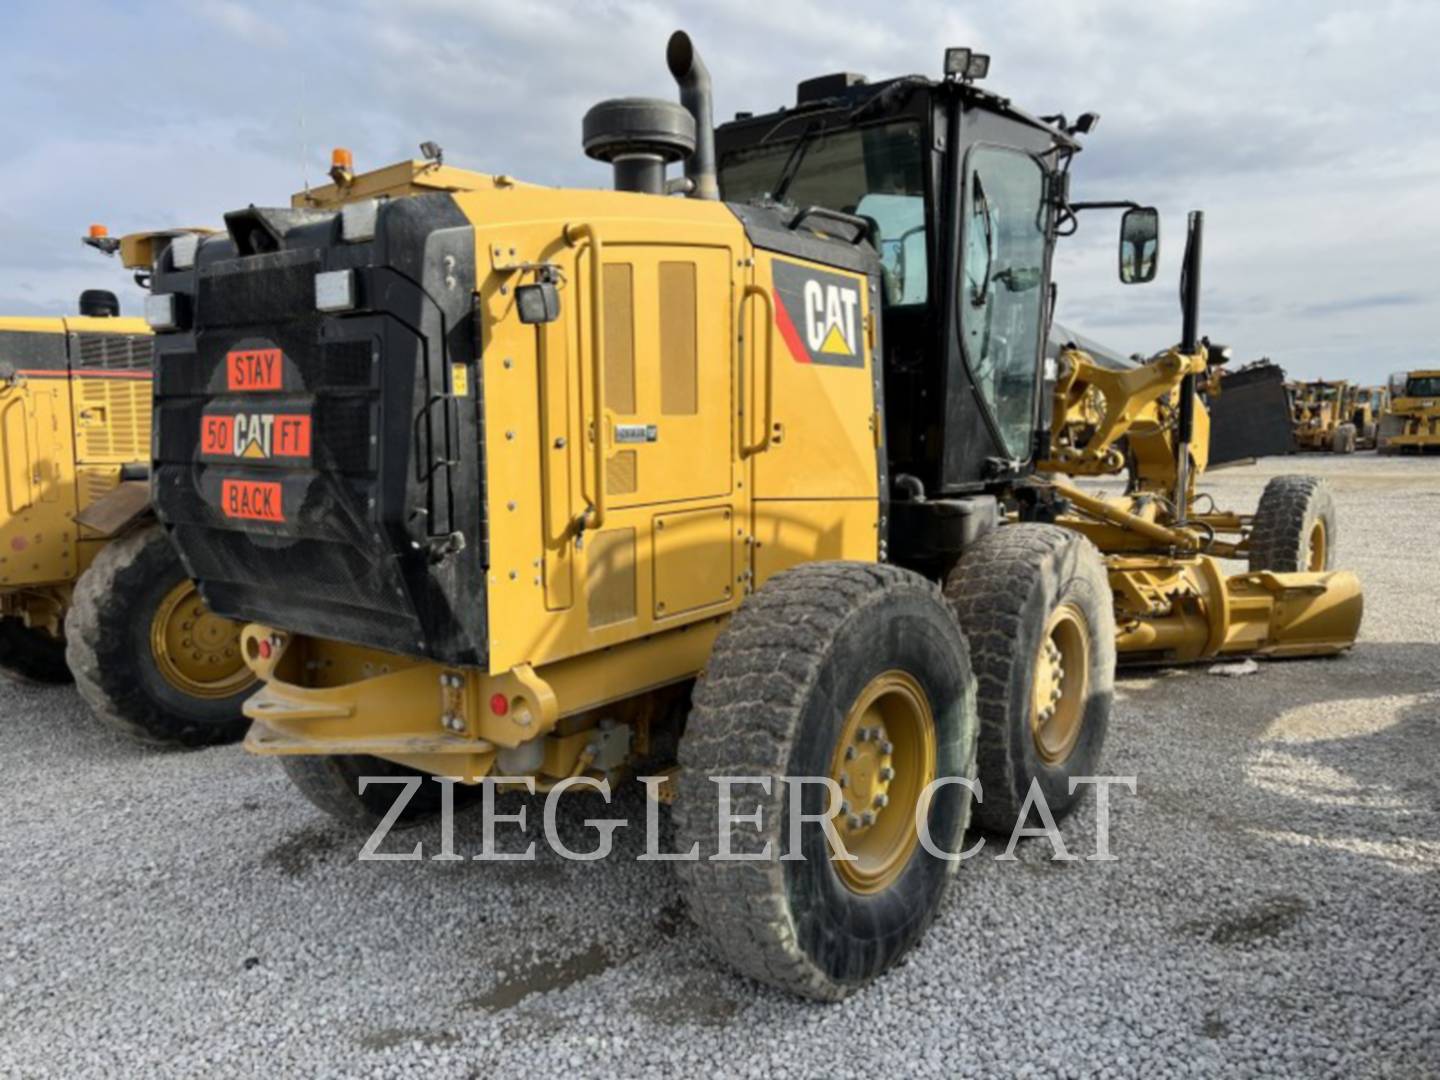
[0,228,254,744]
[1290,379,1358,453]
[138,33,1361,998]
[1379,370,1440,453]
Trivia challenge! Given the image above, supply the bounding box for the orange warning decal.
[200,413,311,460]
[226,348,283,391]
[221,479,283,522]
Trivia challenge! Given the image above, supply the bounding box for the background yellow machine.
[1348,384,1387,449]
[141,33,1361,997]
[1380,369,1440,453]
[0,234,254,745]
[1289,378,1358,453]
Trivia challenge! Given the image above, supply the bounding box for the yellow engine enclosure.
[0,317,151,633]
[244,173,883,780]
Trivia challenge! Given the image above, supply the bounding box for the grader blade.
[1110,555,1363,665]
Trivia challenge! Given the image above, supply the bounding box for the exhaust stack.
[666,31,718,200]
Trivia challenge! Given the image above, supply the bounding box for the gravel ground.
[1,453,1436,1078]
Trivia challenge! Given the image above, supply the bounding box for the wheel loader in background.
[1379,370,1440,453]
[0,228,254,744]
[137,31,1361,999]
[1290,378,1358,453]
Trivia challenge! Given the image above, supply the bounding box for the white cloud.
[198,0,287,48]
[0,0,1436,380]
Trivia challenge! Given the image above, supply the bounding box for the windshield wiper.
[771,120,824,204]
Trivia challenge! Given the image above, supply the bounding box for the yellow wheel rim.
[149,581,254,699]
[828,670,937,896]
[1306,519,1327,572]
[1030,603,1090,766]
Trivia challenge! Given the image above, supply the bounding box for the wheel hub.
[1307,519,1327,572]
[1030,603,1089,766]
[151,582,255,699]
[828,670,937,895]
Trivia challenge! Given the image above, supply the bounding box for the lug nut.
[839,773,849,789]
[879,766,895,781]
[844,746,857,762]
[840,800,851,815]
[860,810,875,827]
[873,794,888,809]
[847,814,861,830]
[879,740,894,755]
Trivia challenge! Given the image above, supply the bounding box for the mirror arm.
[1067,199,1145,214]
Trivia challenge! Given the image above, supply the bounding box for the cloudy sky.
[3,0,1436,381]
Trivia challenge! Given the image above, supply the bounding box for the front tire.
[66,525,256,747]
[944,524,1115,836]
[673,562,978,1000]
[0,619,72,684]
[1247,475,1336,573]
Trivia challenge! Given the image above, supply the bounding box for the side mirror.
[1118,207,1159,284]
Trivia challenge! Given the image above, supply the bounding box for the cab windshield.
[1404,375,1440,397]
[719,120,929,306]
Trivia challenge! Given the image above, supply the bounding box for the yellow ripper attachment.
[1108,555,1363,665]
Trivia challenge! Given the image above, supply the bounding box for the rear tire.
[280,755,478,828]
[0,619,72,684]
[673,562,977,1000]
[943,524,1115,836]
[66,525,256,747]
[1248,475,1336,573]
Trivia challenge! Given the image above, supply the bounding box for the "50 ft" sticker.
[201,413,311,460]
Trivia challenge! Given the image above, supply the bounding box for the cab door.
[956,143,1052,464]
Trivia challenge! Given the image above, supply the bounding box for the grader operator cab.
[141,32,1361,998]
[0,230,254,744]
[1380,370,1440,453]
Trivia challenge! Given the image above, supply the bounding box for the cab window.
[1405,375,1440,397]
[960,145,1048,459]
[719,121,928,306]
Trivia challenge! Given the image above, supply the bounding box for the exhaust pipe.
[666,30,718,200]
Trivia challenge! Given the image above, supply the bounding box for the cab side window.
[960,146,1048,459]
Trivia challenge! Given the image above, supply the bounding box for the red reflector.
[258,640,272,659]
[489,693,509,716]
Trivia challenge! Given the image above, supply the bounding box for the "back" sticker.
[221,479,284,522]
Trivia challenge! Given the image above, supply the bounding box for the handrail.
[563,223,606,531]
[739,283,776,457]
